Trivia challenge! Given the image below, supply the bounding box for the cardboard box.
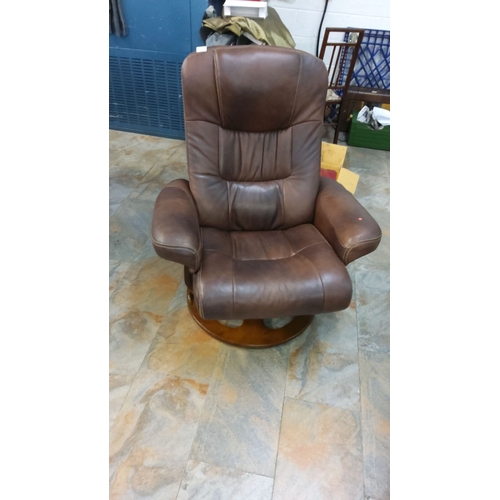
[320,142,359,194]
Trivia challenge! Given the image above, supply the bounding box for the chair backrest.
[182,46,327,231]
[319,27,365,94]
[348,29,390,89]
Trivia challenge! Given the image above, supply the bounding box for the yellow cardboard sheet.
[320,142,359,194]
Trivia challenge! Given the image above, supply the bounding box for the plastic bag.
[357,105,389,130]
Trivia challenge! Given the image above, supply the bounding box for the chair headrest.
[182,46,327,132]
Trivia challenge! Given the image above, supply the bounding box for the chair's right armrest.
[152,178,201,273]
[314,177,382,265]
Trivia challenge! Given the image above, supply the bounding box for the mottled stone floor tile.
[110,260,131,297]
[289,305,359,356]
[150,330,219,369]
[273,398,364,500]
[110,147,164,180]
[190,345,289,477]
[134,133,181,150]
[110,129,126,142]
[141,280,232,388]
[132,141,188,202]
[153,282,220,347]
[110,148,123,166]
[352,172,390,211]
[109,309,163,358]
[367,205,390,233]
[110,371,135,427]
[287,352,360,411]
[356,267,390,354]
[158,282,188,324]
[178,461,274,500]
[110,256,182,317]
[109,133,176,180]
[359,351,390,500]
[356,207,390,270]
[133,235,160,263]
[343,147,390,211]
[110,369,209,500]
[110,174,143,215]
[345,147,390,179]
[109,131,186,183]
[140,159,187,186]
[137,141,188,184]
[109,130,139,149]
[109,309,164,423]
[138,288,220,403]
[150,139,187,165]
[286,304,361,411]
[133,166,188,204]
[109,197,156,262]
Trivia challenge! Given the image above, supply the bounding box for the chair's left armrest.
[152,179,201,273]
[314,177,382,265]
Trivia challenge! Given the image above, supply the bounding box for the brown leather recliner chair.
[152,46,381,348]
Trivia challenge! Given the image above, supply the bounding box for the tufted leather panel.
[194,224,353,320]
[218,127,292,182]
[182,46,328,231]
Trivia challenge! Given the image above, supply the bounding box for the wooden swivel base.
[186,290,313,348]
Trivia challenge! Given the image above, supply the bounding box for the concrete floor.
[109,127,390,500]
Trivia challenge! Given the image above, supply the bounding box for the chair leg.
[186,289,314,348]
[337,97,351,134]
[333,121,340,144]
[332,102,344,144]
[325,103,340,144]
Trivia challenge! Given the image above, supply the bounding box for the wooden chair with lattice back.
[319,27,364,143]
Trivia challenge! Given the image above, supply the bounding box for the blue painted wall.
[109,0,208,139]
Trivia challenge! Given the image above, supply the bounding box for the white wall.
[268,0,390,55]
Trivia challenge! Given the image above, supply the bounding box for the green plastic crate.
[347,111,390,151]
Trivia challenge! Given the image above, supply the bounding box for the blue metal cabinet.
[109,0,207,139]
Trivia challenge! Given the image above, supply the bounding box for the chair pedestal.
[186,290,313,348]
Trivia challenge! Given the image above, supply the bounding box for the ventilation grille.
[109,55,184,136]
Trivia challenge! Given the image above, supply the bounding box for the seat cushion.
[193,224,352,320]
